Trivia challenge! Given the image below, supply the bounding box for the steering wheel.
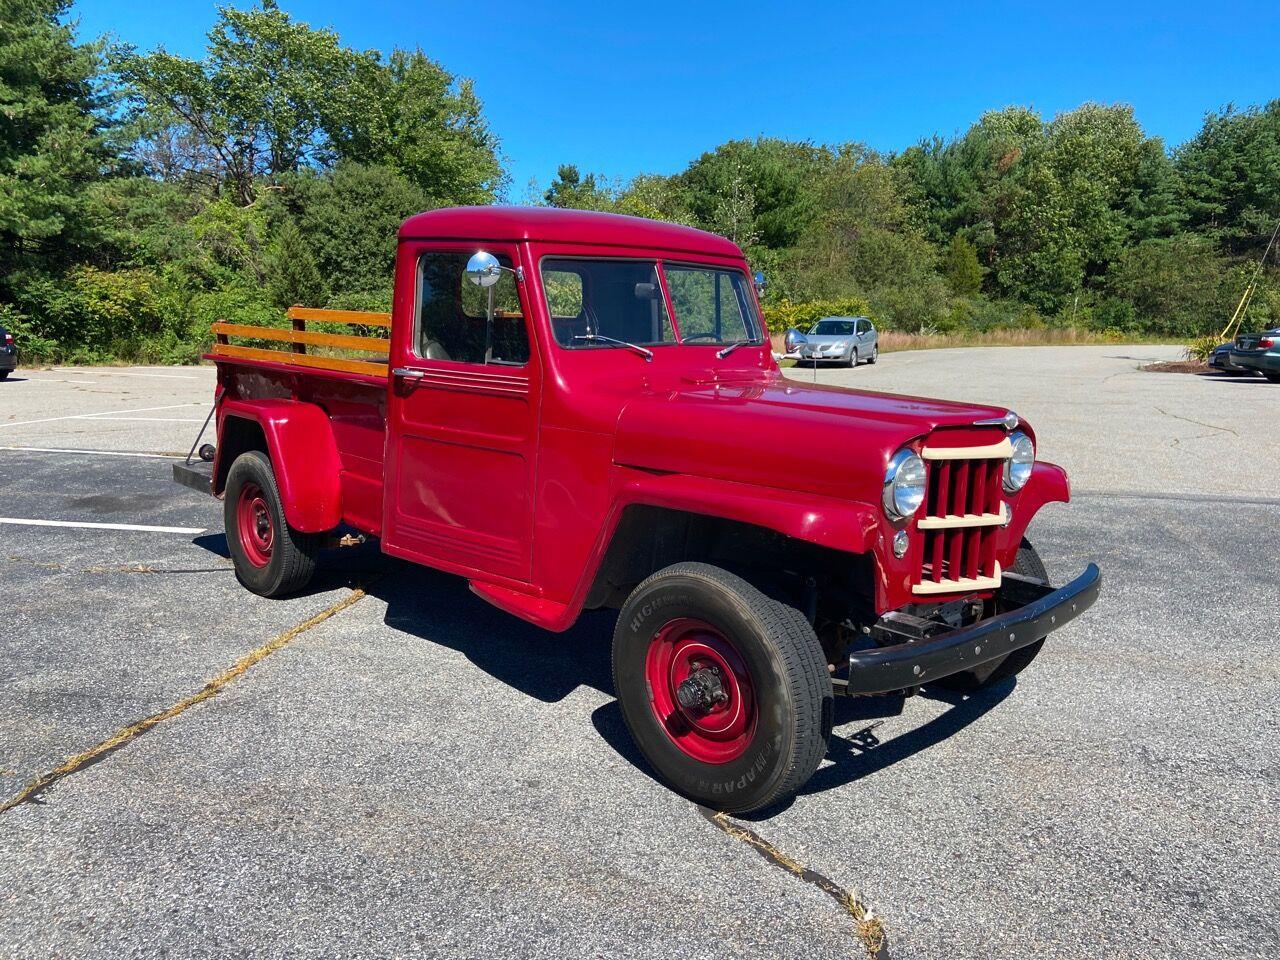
[682,332,722,342]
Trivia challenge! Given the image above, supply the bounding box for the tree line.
[4,0,1279,362]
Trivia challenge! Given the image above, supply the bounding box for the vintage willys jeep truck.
[176,207,1100,813]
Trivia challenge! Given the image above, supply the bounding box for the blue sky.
[76,0,1278,198]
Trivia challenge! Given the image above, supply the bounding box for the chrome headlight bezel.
[1003,430,1035,493]
[882,449,927,520]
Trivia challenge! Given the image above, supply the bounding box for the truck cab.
[183,206,1100,813]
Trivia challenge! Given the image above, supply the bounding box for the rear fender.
[215,398,342,533]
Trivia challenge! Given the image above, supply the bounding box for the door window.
[417,252,529,365]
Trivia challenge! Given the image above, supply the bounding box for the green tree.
[943,234,983,294]
[280,161,426,299]
[0,0,110,298]
[267,218,327,309]
[333,49,502,205]
[544,164,615,210]
[1175,101,1280,253]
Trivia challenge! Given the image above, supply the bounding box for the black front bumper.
[840,564,1101,695]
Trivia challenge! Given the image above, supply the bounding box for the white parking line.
[0,446,184,459]
[0,402,205,429]
[12,377,103,385]
[83,417,206,423]
[0,517,205,535]
[49,369,201,381]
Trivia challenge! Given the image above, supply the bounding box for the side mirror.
[465,251,503,288]
[784,327,807,354]
[753,271,766,297]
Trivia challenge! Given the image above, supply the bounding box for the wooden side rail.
[210,306,392,377]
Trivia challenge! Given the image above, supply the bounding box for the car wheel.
[612,562,832,813]
[930,539,1049,693]
[1265,372,1280,383]
[0,370,9,380]
[224,450,321,597]
[867,347,877,364]
[844,348,857,368]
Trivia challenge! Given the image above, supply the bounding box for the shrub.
[762,296,875,334]
[1185,335,1223,362]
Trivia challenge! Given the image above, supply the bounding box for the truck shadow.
[373,565,617,703]
[365,563,1016,815]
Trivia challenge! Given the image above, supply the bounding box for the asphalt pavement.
[0,352,1276,959]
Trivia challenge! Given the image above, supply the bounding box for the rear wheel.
[612,563,832,813]
[931,539,1049,693]
[224,450,321,597]
[1265,371,1280,383]
[0,370,9,380]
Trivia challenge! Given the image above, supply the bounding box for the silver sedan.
[784,316,877,367]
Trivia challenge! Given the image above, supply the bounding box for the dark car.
[0,325,15,379]
[1228,328,1280,383]
[1209,343,1257,375]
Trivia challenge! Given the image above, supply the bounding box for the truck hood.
[614,374,1010,503]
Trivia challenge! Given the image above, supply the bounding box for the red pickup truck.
[176,206,1100,813]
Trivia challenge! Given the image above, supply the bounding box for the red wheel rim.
[236,482,274,567]
[644,618,757,764]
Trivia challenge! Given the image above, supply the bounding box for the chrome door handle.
[392,367,425,379]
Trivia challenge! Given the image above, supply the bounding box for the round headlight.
[1003,431,1034,493]
[883,449,927,519]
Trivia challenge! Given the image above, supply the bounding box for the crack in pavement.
[0,587,368,814]
[699,805,890,958]
[5,554,233,575]
[1153,405,1239,437]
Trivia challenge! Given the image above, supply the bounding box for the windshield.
[810,319,856,336]
[663,265,762,345]
[543,259,676,348]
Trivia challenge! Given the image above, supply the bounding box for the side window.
[417,252,529,365]
[662,266,759,343]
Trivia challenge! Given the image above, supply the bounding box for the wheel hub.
[644,618,757,764]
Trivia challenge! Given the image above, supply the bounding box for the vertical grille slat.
[913,440,1008,595]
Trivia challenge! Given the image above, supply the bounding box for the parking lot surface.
[1,352,1276,959]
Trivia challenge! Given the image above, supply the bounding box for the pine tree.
[943,234,983,294]
[0,0,108,294]
[267,219,328,309]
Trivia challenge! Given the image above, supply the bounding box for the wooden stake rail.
[211,306,391,377]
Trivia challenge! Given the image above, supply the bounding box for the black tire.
[1264,371,1280,383]
[612,562,832,813]
[867,347,877,364]
[0,370,9,380]
[931,539,1049,693]
[224,450,321,597]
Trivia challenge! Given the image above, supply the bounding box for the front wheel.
[867,346,878,364]
[612,562,832,813]
[224,450,321,597]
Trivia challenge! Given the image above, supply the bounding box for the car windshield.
[662,265,763,345]
[810,319,856,336]
[543,259,676,348]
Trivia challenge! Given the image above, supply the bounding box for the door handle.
[392,367,426,379]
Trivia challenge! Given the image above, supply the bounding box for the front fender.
[615,471,881,555]
[1003,460,1070,549]
[216,398,342,533]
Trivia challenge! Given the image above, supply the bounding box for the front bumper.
[839,563,1101,695]
[1229,349,1280,373]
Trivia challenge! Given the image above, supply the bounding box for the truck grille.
[913,440,1010,596]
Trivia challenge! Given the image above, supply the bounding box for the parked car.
[174,207,1100,814]
[785,316,877,366]
[1208,343,1256,375]
[1228,328,1280,382]
[0,325,15,379]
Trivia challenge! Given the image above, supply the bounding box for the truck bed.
[209,307,391,537]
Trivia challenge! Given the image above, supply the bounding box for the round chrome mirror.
[753,271,766,296]
[465,251,503,288]
[783,327,807,354]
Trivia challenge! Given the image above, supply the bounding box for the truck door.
[382,243,539,583]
